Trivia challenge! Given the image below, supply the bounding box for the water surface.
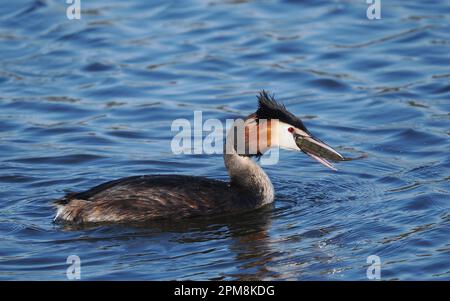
[0,0,449,280]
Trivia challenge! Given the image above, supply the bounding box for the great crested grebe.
[54,91,344,224]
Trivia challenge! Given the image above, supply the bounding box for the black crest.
[255,90,309,133]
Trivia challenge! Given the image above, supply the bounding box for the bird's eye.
[288,127,294,133]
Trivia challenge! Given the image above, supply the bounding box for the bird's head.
[231,90,344,170]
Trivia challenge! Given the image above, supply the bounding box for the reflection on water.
[0,0,449,280]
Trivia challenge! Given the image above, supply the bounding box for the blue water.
[0,0,449,280]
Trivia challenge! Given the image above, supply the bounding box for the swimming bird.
[54,91,344,224]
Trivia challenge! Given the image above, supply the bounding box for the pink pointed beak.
[294,134,344,171]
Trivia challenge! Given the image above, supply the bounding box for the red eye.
[288,127,294,133]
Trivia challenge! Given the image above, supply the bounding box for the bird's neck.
[223,149,274,207]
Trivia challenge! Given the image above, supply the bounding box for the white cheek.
[277,123,300,150]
